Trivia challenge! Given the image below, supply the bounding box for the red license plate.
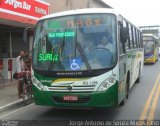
[63,96,78,101]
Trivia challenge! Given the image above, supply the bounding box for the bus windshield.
[33,14,117,72]
[144,41,154,54]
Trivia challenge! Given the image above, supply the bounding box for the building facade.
[45,0,111,14]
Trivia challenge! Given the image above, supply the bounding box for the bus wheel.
[136,66,141,83]
[120,76,129,106]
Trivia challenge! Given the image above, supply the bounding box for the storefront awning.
[0,0,50,27]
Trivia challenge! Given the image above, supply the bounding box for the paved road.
[1,61,160,126]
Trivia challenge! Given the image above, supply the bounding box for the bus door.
[126,24,137,87]
[118,20,127,104]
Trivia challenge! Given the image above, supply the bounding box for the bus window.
[122,20,129,50]
[118,21,124,54]
[138,31,141,48]
[135,29,138,48]
[132,27,136,48]
[128,24,133,49]
[126,22,131,49]
[140,33,142,48]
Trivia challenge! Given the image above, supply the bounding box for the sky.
[103,0,160,27]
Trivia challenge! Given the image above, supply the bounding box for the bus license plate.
[63,96,78,101]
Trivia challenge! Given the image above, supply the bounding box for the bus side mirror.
[23,27,33,44]
[120,27,128,43]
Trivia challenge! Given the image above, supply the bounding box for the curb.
[0,80,33,113]
[0,100,25,113]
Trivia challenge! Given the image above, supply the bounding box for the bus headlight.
[98,77,116,91]
[102,82,110,88]
[32,76,45,91]
[108,77,116,83]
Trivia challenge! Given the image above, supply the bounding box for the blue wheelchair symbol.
[70,58,81,70]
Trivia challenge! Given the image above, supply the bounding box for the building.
[45,0,112,13]
[0,0,50,80]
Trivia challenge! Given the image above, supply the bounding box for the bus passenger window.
[134,29,138,48]
[126,22,130,49]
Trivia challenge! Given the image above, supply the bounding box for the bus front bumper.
[144,58,155,63]
[32,84,118,108]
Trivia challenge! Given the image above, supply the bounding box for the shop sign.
[0,0,2,5]
[0,0,49,18]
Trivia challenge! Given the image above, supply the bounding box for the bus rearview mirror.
[23,27,33,44]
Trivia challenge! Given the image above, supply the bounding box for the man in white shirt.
[16,51,29,98]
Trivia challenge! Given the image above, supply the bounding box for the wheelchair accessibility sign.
[70,58,81,70]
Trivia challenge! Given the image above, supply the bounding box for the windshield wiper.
[76,41,92,72]
[74,28,92,72]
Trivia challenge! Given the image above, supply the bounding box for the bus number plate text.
[63,96,78,101]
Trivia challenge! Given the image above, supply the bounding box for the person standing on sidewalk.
[16,51,29,98]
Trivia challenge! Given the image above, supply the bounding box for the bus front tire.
[136,65,141,83]
[120,76,129,106]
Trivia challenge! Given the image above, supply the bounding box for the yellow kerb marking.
[147,83,160,126]
[137,73,160,126]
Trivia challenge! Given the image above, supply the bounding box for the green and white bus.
[29,8,144,108]
[143,34,159,64]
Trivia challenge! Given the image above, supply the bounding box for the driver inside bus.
[98,36,113,52]
[83,38,96,54]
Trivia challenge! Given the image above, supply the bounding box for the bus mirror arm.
[23,27,34,44]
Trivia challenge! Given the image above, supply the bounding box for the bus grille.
[48,85,95,92]
[52,96,90,103]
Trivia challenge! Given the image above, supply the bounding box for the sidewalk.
[0,80,24,112]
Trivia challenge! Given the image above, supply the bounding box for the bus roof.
[40,8,118,20]
[143,34,158,38]
[143,34,155,36]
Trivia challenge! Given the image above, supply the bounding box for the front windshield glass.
[33,14,117,72]
[144,41,154,53]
